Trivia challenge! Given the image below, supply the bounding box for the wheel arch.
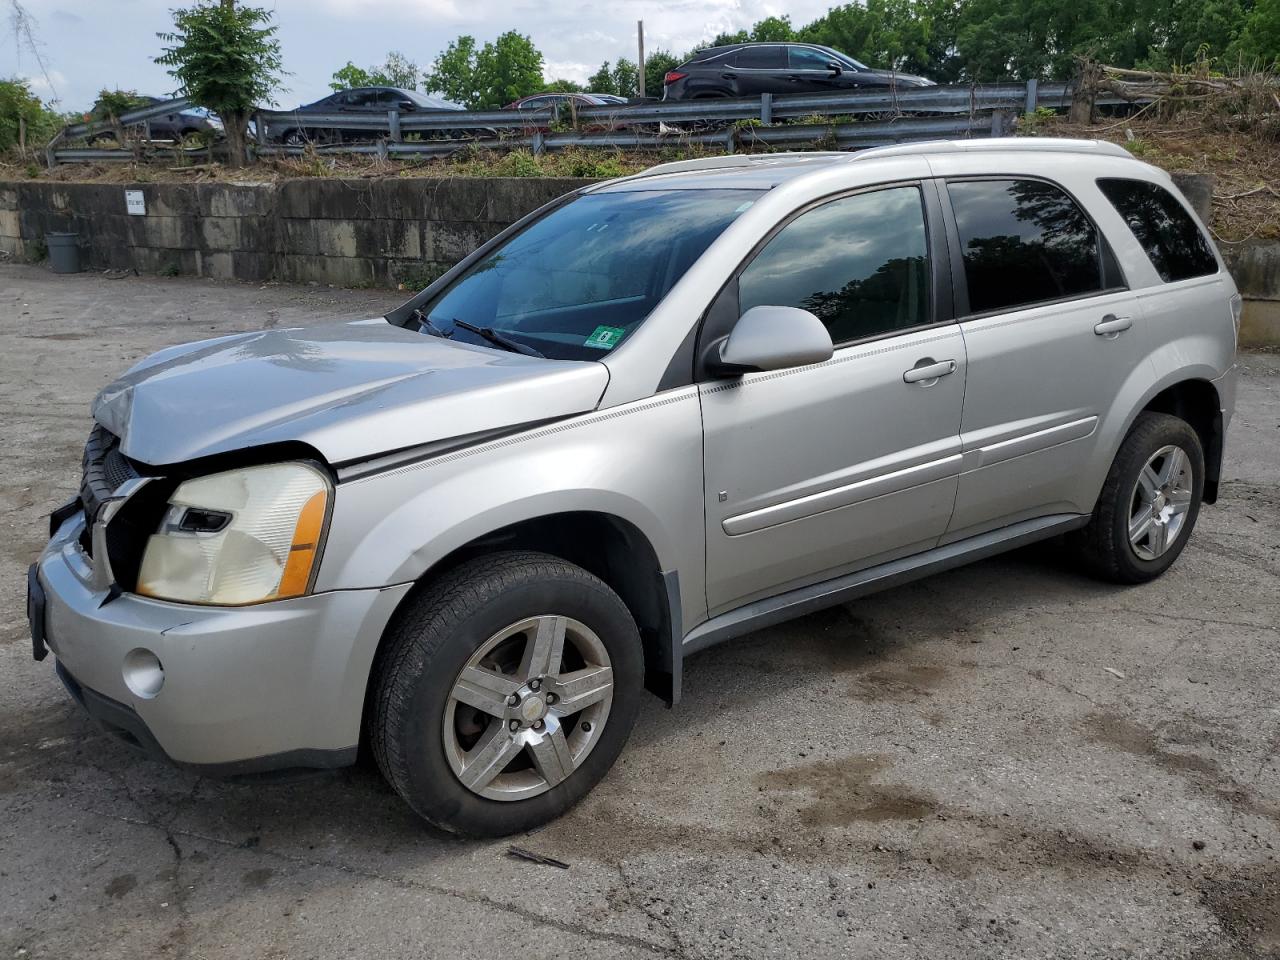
[361,509,684,744]
[1136,377,1224,503]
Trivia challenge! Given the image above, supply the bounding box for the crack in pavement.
[77,805,673,958]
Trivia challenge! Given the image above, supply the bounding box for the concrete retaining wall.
[0,177,592,288]
[0,174,1276,343]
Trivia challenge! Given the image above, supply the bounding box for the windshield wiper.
[450,318,545,359]
[413,308,452,340]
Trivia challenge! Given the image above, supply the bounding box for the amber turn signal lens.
[276,489,328,599]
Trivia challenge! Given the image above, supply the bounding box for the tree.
[156,0,283,167]
[750,15,797,41]
[544,77,585,92]
[0,76,59,151]
[378,51,421,89]
[586,58,639,96]
[1231,0,1280,66]
[329,51,420,92]
[643,50,680,97]
[611,58,639,97]
[330,61,375,92]
[425,31,543,108]
[587,61,614,92]
[426,35,479,105]
[473,31,544,107]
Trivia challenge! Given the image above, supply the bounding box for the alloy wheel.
[442,615,614,801]
[1128,444,1194,560]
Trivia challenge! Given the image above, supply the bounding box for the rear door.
[700,181,965,614]
[940,177,1146,540]
[728,45,790,97]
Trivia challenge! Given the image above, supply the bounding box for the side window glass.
[948,179,1104,314]
[789,47,831,69]
[736,46,785,69]
[739,186,930,344]
[1097,178,1217,282]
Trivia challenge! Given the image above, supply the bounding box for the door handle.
[903,359,957,384]
[1094,314,1133,337]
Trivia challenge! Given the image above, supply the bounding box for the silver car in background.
[28,139,1239,836]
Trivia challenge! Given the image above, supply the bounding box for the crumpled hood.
[93,318,610,466]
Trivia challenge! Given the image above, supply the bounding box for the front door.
[700,183,965,615]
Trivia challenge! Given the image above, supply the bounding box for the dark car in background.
[91,95,222,142]
[662,42,935,100]
[266,87,465,145]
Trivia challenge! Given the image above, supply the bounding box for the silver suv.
[28,139,1239,836]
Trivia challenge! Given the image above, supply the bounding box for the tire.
[369,550,644,837]
[1073,411,1204,584]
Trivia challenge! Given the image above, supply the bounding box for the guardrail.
[48,79,1143,166]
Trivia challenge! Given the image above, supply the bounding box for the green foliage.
[425,31,543,109]
[329,52,421,92]
[28,236,47,262]
[750,15,798,42]
[156,0,284,166]
[1230,0,1280,66]
[92,89,149,120]
[586,58,639,96]
[330,62,375,91]
[544,78,585,93]
[660,0,1280,83]
[0,77,61,151]
[1017,105,1059,134]
[396,262,449,290]
[643,50,680,96]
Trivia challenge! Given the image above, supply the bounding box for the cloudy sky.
[5,0,838,111]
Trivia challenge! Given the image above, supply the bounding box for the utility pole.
[637,20,645,99]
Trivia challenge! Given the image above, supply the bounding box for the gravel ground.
[1,263,1278,960]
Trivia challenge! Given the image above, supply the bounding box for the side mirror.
[716,305,834,373]
[398,100,416,112]
[826,60,843,75]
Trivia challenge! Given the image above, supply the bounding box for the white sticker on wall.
[125,190,146,216]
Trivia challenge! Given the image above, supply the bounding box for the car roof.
[592,139,1140,193]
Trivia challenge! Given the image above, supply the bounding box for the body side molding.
[682,513,1090,657]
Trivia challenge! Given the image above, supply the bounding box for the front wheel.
[1074,411,1204,583]
[369,551,644,836]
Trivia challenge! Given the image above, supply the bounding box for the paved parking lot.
[1,263,1278,959]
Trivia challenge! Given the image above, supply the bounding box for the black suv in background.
[662,42,935,100]
[266,87,464,145]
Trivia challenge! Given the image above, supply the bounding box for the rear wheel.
[1074,412,1204,583]
[369,551,643,836]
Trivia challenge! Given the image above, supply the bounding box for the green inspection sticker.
[584,325,626,350]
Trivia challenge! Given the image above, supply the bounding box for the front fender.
[314,387,708,631]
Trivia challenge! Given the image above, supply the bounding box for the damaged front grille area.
[76,425,170,592]
[80,424,143,542]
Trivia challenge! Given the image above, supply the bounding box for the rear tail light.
[1229,293,1243,349]
[663,71,687,85]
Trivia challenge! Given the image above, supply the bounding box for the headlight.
[136,462,331,605]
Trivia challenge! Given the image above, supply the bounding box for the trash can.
[46,232,80,274]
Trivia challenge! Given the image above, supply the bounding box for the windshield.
[824,47,869,70]
[404,89,462,111]
[422,188,761,361]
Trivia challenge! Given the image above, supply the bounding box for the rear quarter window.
[1097,178,1218,282]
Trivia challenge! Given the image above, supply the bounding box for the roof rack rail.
[617,151,849,183]
[852,137,1134,161]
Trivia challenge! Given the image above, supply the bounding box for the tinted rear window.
[948,179,1105,314]
[1097,178,1217,282]
[734,46,786,69]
